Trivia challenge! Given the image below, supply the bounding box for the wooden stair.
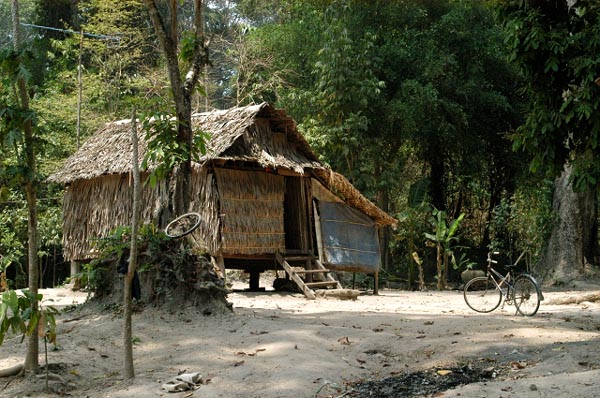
[276,251,343,299]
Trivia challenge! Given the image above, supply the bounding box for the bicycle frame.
[486,267,514,303]
[484,252,516,303]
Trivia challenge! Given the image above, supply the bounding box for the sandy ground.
[1,281,600,398]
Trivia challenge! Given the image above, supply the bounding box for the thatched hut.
[49,103,396,297]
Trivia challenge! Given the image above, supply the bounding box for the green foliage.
[489,177,554,260]
[180,31,200,62]
[408,178,431,209]
[425,208,466,289]
[140,110,210,187]
[498,0,600,189]
[0,290,60,347]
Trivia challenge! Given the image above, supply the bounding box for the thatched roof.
[49,103,396,227]
[48,103,320,183]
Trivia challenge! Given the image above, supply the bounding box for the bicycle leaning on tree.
[463,251,543,316]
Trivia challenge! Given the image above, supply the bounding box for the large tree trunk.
[535,165,599,285]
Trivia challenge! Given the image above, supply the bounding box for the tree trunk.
[124,111,141,380]
[13,0,39,372]
[535,164,599,285]
[142,0,208,215]
[430,155,446,211]
[436,242,443,290]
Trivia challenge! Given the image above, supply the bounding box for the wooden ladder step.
[295,269,330,275]
[305,281,340,288]
[284,255,318,261]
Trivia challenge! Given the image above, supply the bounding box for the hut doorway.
[284,176,312,253]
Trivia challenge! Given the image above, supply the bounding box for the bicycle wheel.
[513,274,542,316]
[165,212,202,238]
[464,276,502,313]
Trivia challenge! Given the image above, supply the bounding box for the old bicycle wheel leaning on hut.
[48,103,397,300]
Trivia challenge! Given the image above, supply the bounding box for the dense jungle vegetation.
[1,0,599,290]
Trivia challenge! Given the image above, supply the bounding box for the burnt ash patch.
[346,363,506,398]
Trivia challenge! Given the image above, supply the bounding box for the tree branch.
[143,0,184,104]
[184,0,208,97]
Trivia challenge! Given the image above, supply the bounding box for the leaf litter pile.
[343,361,510,398]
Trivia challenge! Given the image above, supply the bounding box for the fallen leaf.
[373,328,384,332]
[424,321,434,325]
[233,360,245,367]
[511,361,527,369]
[437,369,452,376]
[235,351,247,356]
[338,336,351,345]
[416,335,426,339]
[356,358,366,364]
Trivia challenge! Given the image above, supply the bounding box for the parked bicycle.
[464,251,543,316]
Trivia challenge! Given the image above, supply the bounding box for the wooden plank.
[295,269,330,275]
[305,281,339,288]
[276,251,316,299]
[315,259,343,289]
[284,255,318,261]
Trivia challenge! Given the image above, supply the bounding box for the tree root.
[0,364,23,378]
[546,292,600,305]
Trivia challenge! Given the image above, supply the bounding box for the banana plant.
[424,208,465,290]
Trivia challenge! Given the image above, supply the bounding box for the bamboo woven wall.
[215,168,285,255]
[189,165,221,254]
[62,174,162,261]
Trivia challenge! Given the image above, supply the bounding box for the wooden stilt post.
[71,260,81,291]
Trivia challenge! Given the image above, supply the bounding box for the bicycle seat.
[503,263,518,270]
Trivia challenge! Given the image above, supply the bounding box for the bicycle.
[164,212,202,239]
[463,251,543,316]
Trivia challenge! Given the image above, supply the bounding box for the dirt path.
[1,284,599,397]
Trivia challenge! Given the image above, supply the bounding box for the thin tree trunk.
[535,164,599,284]
[436,243,443,290]
[13,0,39,372]
[124,109,141,380]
